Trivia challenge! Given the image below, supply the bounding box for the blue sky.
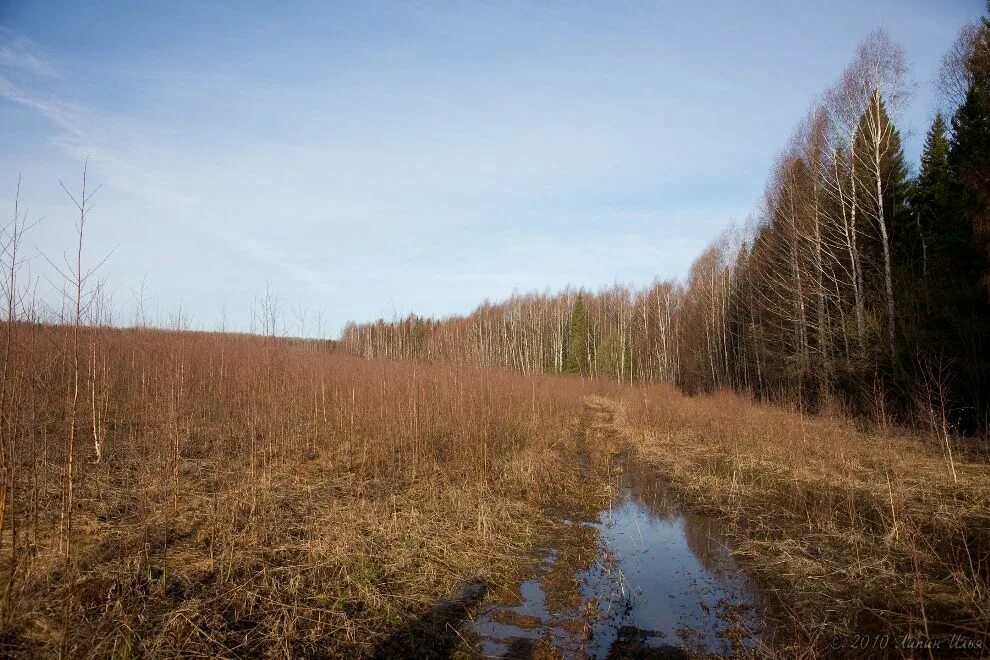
[0,1,983,336]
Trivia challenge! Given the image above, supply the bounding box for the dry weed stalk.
[625,385,990,652]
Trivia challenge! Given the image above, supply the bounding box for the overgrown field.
[0,324,617,657]
[0,323,987,657]
[621,387,990,655]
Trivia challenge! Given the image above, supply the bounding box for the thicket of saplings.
[0,316,631,657]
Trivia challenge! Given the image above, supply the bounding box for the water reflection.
[467,451,772,658]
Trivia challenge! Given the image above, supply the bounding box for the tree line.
[341,15,990,432]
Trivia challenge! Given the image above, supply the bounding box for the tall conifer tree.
[563,295,589,375]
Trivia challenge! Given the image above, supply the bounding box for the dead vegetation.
[0,323,624,657]
[0,316,986,658]
[621,385,990,655]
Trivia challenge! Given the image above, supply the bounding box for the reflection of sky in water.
[469,455,770,657]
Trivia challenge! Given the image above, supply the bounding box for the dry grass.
[2,319,987,657]
[0,323,619,657]
[621,385,990,654]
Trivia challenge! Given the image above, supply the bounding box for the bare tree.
[938,22,982,110]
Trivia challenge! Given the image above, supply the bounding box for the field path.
[574,395,629,469]
[463,396,770,658]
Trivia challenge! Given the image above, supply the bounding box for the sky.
[0,1,984,337]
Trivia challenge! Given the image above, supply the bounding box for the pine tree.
[563,295,589,375]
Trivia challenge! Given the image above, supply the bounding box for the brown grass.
[1,320,987,657]
[0,323,619,657]
[620,385,990,654]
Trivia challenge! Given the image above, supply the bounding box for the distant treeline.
[342,17,990,432]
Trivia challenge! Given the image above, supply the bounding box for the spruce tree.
[563,295,589,375]
[906,115,954,325]
[913,114,952,245]
[943,9,990,430]
[949,13,990,295]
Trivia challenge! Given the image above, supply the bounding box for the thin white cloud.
[0,26,56,78]
[0,27,335,297]
[0,75,84,138]
[214,233,333,295]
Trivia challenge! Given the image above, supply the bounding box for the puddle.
[466,452,774,658]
